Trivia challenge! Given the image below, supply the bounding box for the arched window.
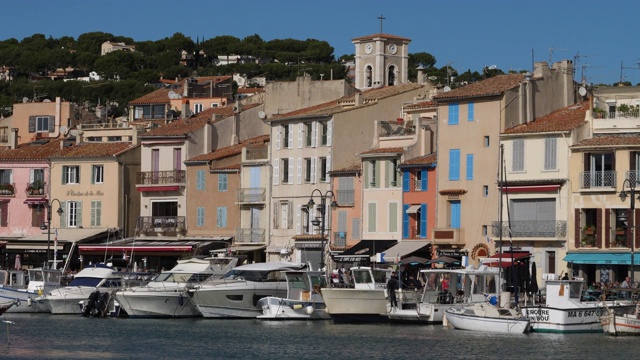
[365,66,373,87]
[388,65,396,86]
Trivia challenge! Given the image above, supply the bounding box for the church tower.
[352,33,411,90]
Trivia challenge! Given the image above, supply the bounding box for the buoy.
[305,306,314,315]
[27,298,32,307]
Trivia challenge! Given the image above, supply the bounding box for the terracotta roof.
[52,142,136,158]
[128,88,172,105]
[270,83,424,122]
[503,102,588,134]
[433,74,524,101]
[210,164,241,171]
[359,147,404,156]
[403,101,437,111]
[572,134,640,148]
[351,33,411,42]
[329,163,362,175]
[0,139,63,161]
[400,153,437,166]
[439,189,468,196]
[186,134,270,162]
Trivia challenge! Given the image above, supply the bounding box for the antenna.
[619,60,640,84]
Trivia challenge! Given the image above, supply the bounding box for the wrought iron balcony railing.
[235,228,265,243]
[138,216,186,232]
[580,171,616,189]
[491,220,567,238]
[136,170,185,185]
[333,231,347,247]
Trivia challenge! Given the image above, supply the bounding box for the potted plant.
[581,225,596,247]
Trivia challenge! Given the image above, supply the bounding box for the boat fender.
[27,298,32,307]
[293,304,303,310]
[178,293,184,306]
[305,306,314,315]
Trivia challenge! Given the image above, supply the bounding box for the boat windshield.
[154,273,211,283]
[30,270,45,282]
[68,277,104,287]
[224,269,282,282]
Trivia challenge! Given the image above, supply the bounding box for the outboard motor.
[82,291,101,317]
[95,292,111,318]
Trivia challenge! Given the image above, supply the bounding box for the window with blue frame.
[218,174,228,191]
[466,154,474,180]
[449,149,460,180]
[196,170,205,190]
[216,207,227,228]
[468,102,474,121]
[448,103,459,125]
[197,207,205,226]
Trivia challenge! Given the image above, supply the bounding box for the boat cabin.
[349,267,393,290]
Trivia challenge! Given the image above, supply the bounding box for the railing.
[413,178,422,191]
[593,111,640,119]
[25,182,47,197]
[432,228,463,244]
[237,187,265,203]
[0,183,15,196]
[410,226,420,238]
[333,232,347,247]
[579,171,616,189]
[491,220,567,238]
[137,170,185,185]
[627,170,640,185]
[138,216,186,233]
[245,146,268,160]
[235,228,265,243]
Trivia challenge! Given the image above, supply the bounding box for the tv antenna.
[549,48,567,63]
[619,60,640,84]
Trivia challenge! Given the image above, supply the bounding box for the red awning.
[482,251,530,267]
[137,186,180,192]
[502,185,561,193]
[79,245,193,253]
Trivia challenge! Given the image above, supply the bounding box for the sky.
[2,0,638,85]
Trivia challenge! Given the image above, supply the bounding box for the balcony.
[235,228,265,244]
[138,216,186,234]
[236,188,266,203]
[136,170,185,186]
[333,231,347,248]
[25,181,47,197]
[491,220,567,239]
[244,146,268,161]
[593,111,640,133]
[432,228,464,244]
[610,229,629,248]
[0,183,15,197]
[579,171,616,190]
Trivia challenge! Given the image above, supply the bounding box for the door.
[450,200,461,229]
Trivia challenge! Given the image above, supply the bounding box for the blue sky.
[2,1,637,85]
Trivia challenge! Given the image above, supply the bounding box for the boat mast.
[498,144,504,301]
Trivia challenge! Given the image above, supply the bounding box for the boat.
[444,144,530,334]
[0,298,16,315]
[44,263,128,315]
[0,268,62,313]
[386,265,501,324]
[188,261,306,318]
[600,296,640,336]
[321,266,393,323]
[521,279,635,333]
[114,255,240,318]
[257,270,330,320]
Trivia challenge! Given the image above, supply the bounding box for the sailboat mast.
[498,144,504,299]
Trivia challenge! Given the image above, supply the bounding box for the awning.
[12,228,109,244]
[229,245,266,253]
[332,239,397,262]
[406,205,421,214]
[482,251,531,267]
[564,252,640,265]
[374,240,430,263]
[502,185,561,193]
[78,237,225,255]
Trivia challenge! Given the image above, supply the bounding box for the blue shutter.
[421,169,427,190]
[468,102,474,121]
[420,204,427,238]
[402,170,410,192]
[448,103,459,125]
[197,207,204,226]
[466,154,474,180]
[402,204,410,239]
[451,201,461,229]
[449,149,460,180]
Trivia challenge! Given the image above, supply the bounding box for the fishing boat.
[321,266,393,323]
[257,270,330,320]
[0,298,16,315]
[114,255,240,318]
[0,268,62,313]
[600,298,640,336]
[188,261,306,318]
[386,265,501,324]
[521,279,635,333]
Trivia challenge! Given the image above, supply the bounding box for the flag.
[486,235,492,243]
[54,228,58,259]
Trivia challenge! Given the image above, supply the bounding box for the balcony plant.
[581,225,596,247]
[28,180,44,195]
[0,183,14,195]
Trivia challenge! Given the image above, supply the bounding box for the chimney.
[9,128,18,149]
[417,66,425,85]
[355,92,363,106]
[76,131,84,145]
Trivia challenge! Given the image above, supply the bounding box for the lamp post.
[618,179,637,287]
[40,199,63,269]
[307,189,337,272]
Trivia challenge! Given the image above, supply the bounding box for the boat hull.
[257,297,330,320]
[48,287,103,315]
[522,304,634,333]
[445,309,530,333]
[0,287,50,313]
[190,281,288,318]
[116,290,198,318]
[601,312,640,336]
[321,288,389,323]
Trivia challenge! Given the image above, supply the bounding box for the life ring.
[471,243,490,260]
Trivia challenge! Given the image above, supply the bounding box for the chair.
[380,121,394,136]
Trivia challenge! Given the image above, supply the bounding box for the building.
[101,41,136,56]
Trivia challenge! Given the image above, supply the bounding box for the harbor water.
[1,314,639,359]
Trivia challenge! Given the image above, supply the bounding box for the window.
[466,154,474,180]
[468,102,475,121]
[337,177,354,206]
[67,201,79,227]
[196,170,205,191]
[194,103,203,114]
[107,136,122,142]
[36,116,49,132]
[216,207,227,228]
[448,103,459,125]
[483,185,489,197]
[483,225,488,236]
[449,149,460,180]
[512,139,524,172]
[301,207,310,234]
[366,160,378,187]
[484,136,490,147]
[320,122,329,146]
[62,166,80,184]
[218,174,228,192]
[305,123,313,147]
[544,138,557,170]
[388,159,399,186]
[197,207,205,227]
[304,158,312,183]
[282,158,290,184]
[319,157,327,182]
[280,201,292,229]
[31,204,45,227]
[0,169,12,185]
[283,124,292,149]
[510,199,556,237]
[90,200,101,227]
[92,165,104,184]
[368,203,377,232]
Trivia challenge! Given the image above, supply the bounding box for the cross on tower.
[378,14,385,34]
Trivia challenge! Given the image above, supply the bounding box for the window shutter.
[275,127,281,150]
[273,201,279,229]
[545,138,557,170]
[60,201,67,228]
[288,157,294,184]
[466,154,474,180]
[298,124,303,149]
[95,201,102,227]
[287,125,293,148]
[311,157,317,184]
[421,169,428,190]
[420,204,427,238]
[513,139,524,171]
[448,103,459,125]
[287,201,294,229]
[385,160,391,188]
[296,205,301,234]
[402,204,410,238]
[389,203,398,232]
[297,158,302,184]
[352,218,360,240]
[76,201,83,227]
[402,170,410,192]
[28,116,36,133]
[449,149,460,180]
[327,120,333,145]
[197,207,204,226]
[468,102,474,121]
[326,156,331,182]
[0,204,7,227]
[374,161,380,188]
[311,122,317,147]
[77,166,81,184]
[364,162,370,189]
[62,166,67,185]
[368,203,376,232]
[273,159,279,185]
[91,200,96,226]
[49,116,55,132]
[338,211,347,232]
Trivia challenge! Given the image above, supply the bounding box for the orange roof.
[504,102,588,134]
[401,153,437,166]
[329,163,362,175]
[351,33,411,42]
[359,147,404,156]
[572,134,640,148]
[52,142,136,158]
[187,135,270,162]
[129,88,172,105]
[0,139,63,161]
[404,101,436,111]
[433,74,524,101]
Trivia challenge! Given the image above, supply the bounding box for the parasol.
[428,256,460,264]
[399,256,429,265]
[14,254,21,271]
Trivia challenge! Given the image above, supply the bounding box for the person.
[622,276,631,289]
[387,272,400,310]
[441,277,449,292]
[561,273,569,281]
[407,276,422,290]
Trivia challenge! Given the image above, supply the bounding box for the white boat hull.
[0,287,50,313]
[601,312,640,336]
[190,281,288,318]
[387,302,466,324]
[116,290,197,318]
[522,304,634,333]
[321,288,388,323]
[48,287,102,315]
[445,307,530,334]
[257,296,330,320]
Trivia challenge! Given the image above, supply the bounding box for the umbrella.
[530,262,539,294]
[428,256,460,264]
[14,254,21,271]
[399,256,429,265]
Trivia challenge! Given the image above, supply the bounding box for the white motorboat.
[445,300,531,333]
[386,265,501,324]
[0,298,16,315]
[521,279,635,333]
[115,256,240,318]
[45,264,126,315]
[600,301,640,336]
[0,268,62,313]
[257,270,330,320]
[321,266,393,323]
[188,261,306,318]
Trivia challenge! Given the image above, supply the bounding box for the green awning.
[564,252,640,265]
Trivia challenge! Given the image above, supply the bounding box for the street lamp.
[307,189,337,272]
[40,199,63,269]
[618,179,637,286]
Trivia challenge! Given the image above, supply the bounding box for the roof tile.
[503,102,588,134]
[433,74,524,101]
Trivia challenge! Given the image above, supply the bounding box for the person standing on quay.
[387,272,400,310]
